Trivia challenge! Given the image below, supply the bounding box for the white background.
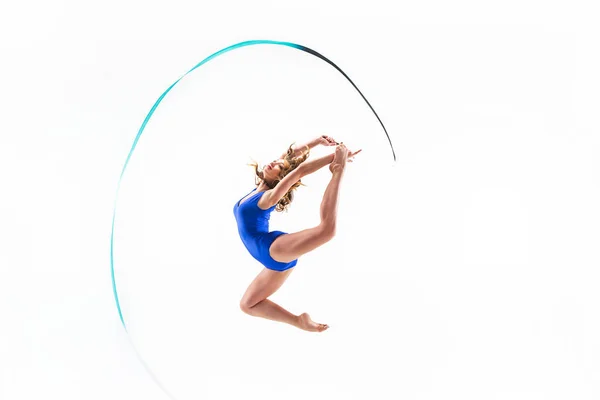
[1,1,599,399]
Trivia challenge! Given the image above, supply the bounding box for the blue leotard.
[233,188,297,272]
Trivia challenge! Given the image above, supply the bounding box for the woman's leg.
[268,148,346,263]
[240,268,328,332]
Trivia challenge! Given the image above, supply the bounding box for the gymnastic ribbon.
[110,39,396,330]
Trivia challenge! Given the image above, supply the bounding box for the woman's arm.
[263,151,333,207]
[299,152,335,177]
[281,135,337,159]
[299,145,361,177]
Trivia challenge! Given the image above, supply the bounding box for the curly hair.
[248,143,310,212]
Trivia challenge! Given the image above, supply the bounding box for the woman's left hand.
[347,148,362,162]
[318,135,338,146]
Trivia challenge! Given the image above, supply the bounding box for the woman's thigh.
[269,225,334,263]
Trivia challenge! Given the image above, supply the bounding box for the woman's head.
[262,158,285,183]
[248,143,310,212]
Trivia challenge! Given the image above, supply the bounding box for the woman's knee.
[239,298,255,314]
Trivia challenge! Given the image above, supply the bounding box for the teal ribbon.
[111,39,395,330]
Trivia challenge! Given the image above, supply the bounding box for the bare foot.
[297,312,329,332]
[329,143,348,174]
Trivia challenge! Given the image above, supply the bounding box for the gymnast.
[233,135,361,332]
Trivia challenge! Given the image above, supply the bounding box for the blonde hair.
[248,143,310,212]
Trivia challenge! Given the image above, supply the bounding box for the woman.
[233,135,361,332]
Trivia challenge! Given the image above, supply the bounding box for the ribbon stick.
[111,39,395,330]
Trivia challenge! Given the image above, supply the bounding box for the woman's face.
[263,159,284,182]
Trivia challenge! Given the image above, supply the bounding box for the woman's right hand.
[319,135,338,146]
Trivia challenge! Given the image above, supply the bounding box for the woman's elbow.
[297,164,307,178]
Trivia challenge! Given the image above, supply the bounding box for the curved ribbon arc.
[111,39,395,329]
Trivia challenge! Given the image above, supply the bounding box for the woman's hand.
[337,142,362,162]
[318,135,338,146]
[346,148,362,162]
